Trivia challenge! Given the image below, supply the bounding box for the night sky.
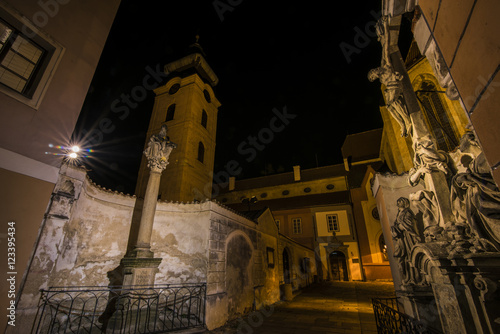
[73,0,413,194]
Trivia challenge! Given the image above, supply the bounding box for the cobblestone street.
[205,281,395,334]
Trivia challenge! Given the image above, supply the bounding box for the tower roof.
[164,36,219,86]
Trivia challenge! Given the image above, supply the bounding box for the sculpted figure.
[391,197,421,284]
[450,151,500,251]
[409,136,450,186]
[144,125,176,172]
[368,16,412,137]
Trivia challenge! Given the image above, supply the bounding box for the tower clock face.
[169,84,180,95]
[203,89,211,103]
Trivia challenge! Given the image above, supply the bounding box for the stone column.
[122,125,176,286]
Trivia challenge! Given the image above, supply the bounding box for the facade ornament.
[408,136,451,186]
[368,16,412,137]
[391,197,422,284]
[144,125,177,172]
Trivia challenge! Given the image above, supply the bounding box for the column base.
[121,257,162,287]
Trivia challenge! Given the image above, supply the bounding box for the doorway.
[329,251,348,281]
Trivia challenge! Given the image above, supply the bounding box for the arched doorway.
[329,251,348,281]
[283,248,291,284]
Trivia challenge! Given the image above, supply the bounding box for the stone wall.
[13,164,315,332]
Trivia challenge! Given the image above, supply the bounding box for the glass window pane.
[0,21,12,44]
[1,50,35,79]
[11,36,42,63]
[0,67,27,92]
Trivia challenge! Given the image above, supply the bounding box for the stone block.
[433,0,475,65]
[207,283,218,295]
[470,88,500,167]
[451,0,500,111]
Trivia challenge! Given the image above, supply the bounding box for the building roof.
[219,164,347,194]
[341,128,383,163]
[225,191,350,212]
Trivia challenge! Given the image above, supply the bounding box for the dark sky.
[73,1,413,194]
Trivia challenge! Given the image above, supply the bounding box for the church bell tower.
[135,38,220,202]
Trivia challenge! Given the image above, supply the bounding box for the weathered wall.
[15,165,315,332]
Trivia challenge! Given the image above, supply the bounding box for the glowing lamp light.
[71,145,80,153]
[68,152,78,159]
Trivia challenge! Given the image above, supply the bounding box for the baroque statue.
[408,136,451,186]
[368,16,412,137]
[391,197,422,284]
[144,125,177,173]
[450,132,500,251]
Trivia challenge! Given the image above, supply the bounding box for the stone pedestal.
[121,257,162,287]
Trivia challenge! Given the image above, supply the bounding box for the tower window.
[169,83,180,95]
[292,218,302,234]
[203,89,211,103]
[197,141,205,163]
[165,104,175,121]
[201,109,207,128]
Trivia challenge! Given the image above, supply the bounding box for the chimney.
[229,177,235,191]
[293,165,301,181]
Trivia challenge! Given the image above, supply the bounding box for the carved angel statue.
[368,16,412,137]
[144,125,177,172]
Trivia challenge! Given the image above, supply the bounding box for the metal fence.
[32,284,206,334]
[372,297,442,334]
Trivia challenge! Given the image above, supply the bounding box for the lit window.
[292,218,302,234]
[0,19,44,96]
[197,141,204,163]
[0,5,64,108]
[201,109,207,128]
[165,104,175,121]
[327,214,339,232]
[275,219,280,231]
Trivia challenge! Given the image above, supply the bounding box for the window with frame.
[292,218,302,234]
[0,19,45,96]
[201,109,207,128]
[0,5,64,109]
[197,141,204,163]
[327,214,339,232]
[165,104,175,121]
[275,219,280,231]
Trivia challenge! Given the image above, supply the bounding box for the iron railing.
[372,297,442,334]
[32,284,206,334]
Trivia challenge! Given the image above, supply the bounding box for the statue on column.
[391,197,422,284]
[144,125,177,172]
[368,16,412,137]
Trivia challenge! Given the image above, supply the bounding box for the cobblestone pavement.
[205,281,395,334]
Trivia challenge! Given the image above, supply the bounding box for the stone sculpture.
[144,124,177,172]
[408,136,450,186]
[391,197,421,284]
[368,16,412,137]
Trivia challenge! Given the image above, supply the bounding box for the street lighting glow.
[71,145,80,152]
[69,152,78,159]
